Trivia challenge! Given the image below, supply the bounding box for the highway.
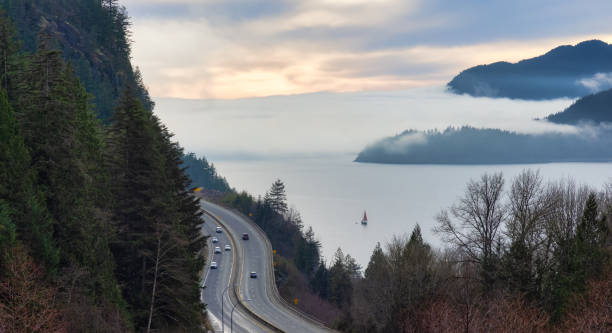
[200,200,335,333]
[200,213,267,333]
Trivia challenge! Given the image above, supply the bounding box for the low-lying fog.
[154,87,606,265]
[154,86,575,160]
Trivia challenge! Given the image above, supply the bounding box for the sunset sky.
[123,0,612,99]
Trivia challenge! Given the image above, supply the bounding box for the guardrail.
[227,209,337,332]
[201,208,284,333]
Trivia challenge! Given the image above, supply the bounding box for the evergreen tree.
[106,87,205,331]
[0,9,20,96]
[0,89,58,271]
[573,193,609,283]
[265,179,288,215]
[329,248,352,308]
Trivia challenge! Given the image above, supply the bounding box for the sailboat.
[361,211,368,225]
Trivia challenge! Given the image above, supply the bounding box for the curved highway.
[200,213,267,332]
[200,200,335,333]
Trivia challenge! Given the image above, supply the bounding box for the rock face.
[448,40,612,100]
[3,0,153,120]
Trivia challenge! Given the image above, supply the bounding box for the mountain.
[355,126,612,164]
[546,88,612,124]
[448,40,612,100]
[1,0,153,120]
[0,2,206,331]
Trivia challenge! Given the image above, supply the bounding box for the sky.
[123,0,612,99]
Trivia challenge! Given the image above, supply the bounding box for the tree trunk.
[146,235,161,333]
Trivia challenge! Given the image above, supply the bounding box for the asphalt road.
[200,200,334,333]
[200,213,268,333]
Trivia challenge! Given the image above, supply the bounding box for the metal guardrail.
[201,208,284,333]
[228,209,337,332]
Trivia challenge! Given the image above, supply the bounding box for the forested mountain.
[547,87,612,124]
[448,40,612,100]
[1,0,153,120]
[0,3,206,332]
[355,126,612,164]
[182,153,231,193]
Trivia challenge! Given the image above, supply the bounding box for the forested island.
[448,40,612,100]
[355,126,612,165]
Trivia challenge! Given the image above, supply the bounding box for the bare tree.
[506,170,552,249]
[544,179,591,253]
[435,172,506,287]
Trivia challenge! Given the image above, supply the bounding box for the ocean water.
[214,157,612,266]
[154,86,612,266]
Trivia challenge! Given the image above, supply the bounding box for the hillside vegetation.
[547,87,612,124]
[1,0,153,120]
[448,40,612,100]
[0,3,206,332]
[355,126,612,165]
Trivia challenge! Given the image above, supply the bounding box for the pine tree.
[573,193,609,282]
[0,89,58,270]
[265,179,288,215]
[107,87,205,331]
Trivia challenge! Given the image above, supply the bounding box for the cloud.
[578,72,612,93]
[123,0,612,99]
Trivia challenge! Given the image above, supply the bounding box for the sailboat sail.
[361,211,368,225]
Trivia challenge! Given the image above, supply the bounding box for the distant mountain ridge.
[448,40,612,100]
[546,87,612,124]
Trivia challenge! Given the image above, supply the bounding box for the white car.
[212,237,218,243]
[210,261,218,269]
[214,246,221,253]
[224,244,231,251]
[215,226,222,233]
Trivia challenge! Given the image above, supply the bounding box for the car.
[249,271,257,278]
[214,246,221,253]
[242,233,249,240]
[211,237,218,243]
[224,244,231,251]
[215,226,222,233]
[210,261,217,269]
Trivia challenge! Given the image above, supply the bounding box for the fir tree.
[265,179,288,215]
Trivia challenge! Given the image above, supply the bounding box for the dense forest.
[448,40,612,100]
[0,2,206,332]
[355,126,612,164]
[216,172,612,332]
[547,87,612,124]
[0,0,154,120]
[181,153,231,193]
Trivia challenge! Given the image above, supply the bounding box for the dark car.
[250,271,257,278]
[242,233,249,240]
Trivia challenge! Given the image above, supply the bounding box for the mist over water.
[155,87,612,266]
[156,86,574,160]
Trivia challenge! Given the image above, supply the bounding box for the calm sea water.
[154,86,611,266]
[214,157,612,266]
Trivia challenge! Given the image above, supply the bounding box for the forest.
[355,126,612,164]
[215,171,612,332]
[0,2,206,332]
[547,87,612,125]
[448,39,612,100]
